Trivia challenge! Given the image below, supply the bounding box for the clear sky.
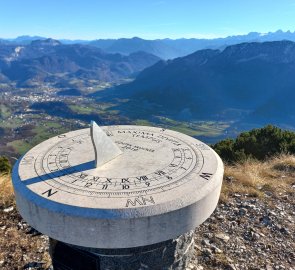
[1,0,295,40]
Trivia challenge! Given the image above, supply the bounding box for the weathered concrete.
[12,125,224,248]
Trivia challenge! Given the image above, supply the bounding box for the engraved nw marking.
[106,178,112,183]
[121,178,130,183]
[169,164,177,167]
[80,173,88,179]
[166,176,173,180]
[42,189,58,197]
[200,172,213,180]
[125,196,155,207]
[102,184,108,190]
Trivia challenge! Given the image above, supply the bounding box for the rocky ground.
[192,193,294,270]
[0,155,294,270]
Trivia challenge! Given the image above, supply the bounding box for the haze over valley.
[1,31,295,157]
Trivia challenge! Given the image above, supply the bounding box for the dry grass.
[0,174,51,269]
[221,154,295,202]
[0,173,14,208]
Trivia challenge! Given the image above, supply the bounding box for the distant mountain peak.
[31,38,61,47]
[14,35,46,41]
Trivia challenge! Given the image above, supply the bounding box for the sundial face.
[16,125,219,210]
[13,124,223,248]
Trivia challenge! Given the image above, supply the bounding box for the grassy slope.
[221,154,295,202]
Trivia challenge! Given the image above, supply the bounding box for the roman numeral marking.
[42,189,58,197]
[155,170,165,176]
[200,172,213,180]
[85,183,92,188]
[169,164,177,167]
[136,175,148,181]
[80,173,88,179]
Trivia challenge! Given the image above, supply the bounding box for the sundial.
[12,122,223,269]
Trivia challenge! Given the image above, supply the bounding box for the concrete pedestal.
[49,231,195,270]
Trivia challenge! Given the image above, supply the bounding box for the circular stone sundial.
[12,122,223,249]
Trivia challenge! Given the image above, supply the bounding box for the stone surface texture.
[12,125,223,248]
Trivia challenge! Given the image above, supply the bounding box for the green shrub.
[0,156,11,174]
[213,125,295,163]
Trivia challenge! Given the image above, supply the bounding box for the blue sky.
[1,0,295,40]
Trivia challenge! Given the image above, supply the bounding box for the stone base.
[49,231,195,270]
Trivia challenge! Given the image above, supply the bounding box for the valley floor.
[0,156,294,270]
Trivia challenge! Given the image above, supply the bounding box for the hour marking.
[155,171,166,176]
[200,172,213,180]
[122,184,130,189]
[136,175,148,181]
[85,183,92,188]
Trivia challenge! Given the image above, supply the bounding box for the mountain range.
[2,30,295,59]
[1,34,295,134]
[0,39,160,86]
[98,40,295,130]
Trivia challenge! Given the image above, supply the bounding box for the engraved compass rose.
[12,122,224,248]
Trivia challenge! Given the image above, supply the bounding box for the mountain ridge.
[2,30,295,59]
[0,39,161,86]
[97,40,295,130]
